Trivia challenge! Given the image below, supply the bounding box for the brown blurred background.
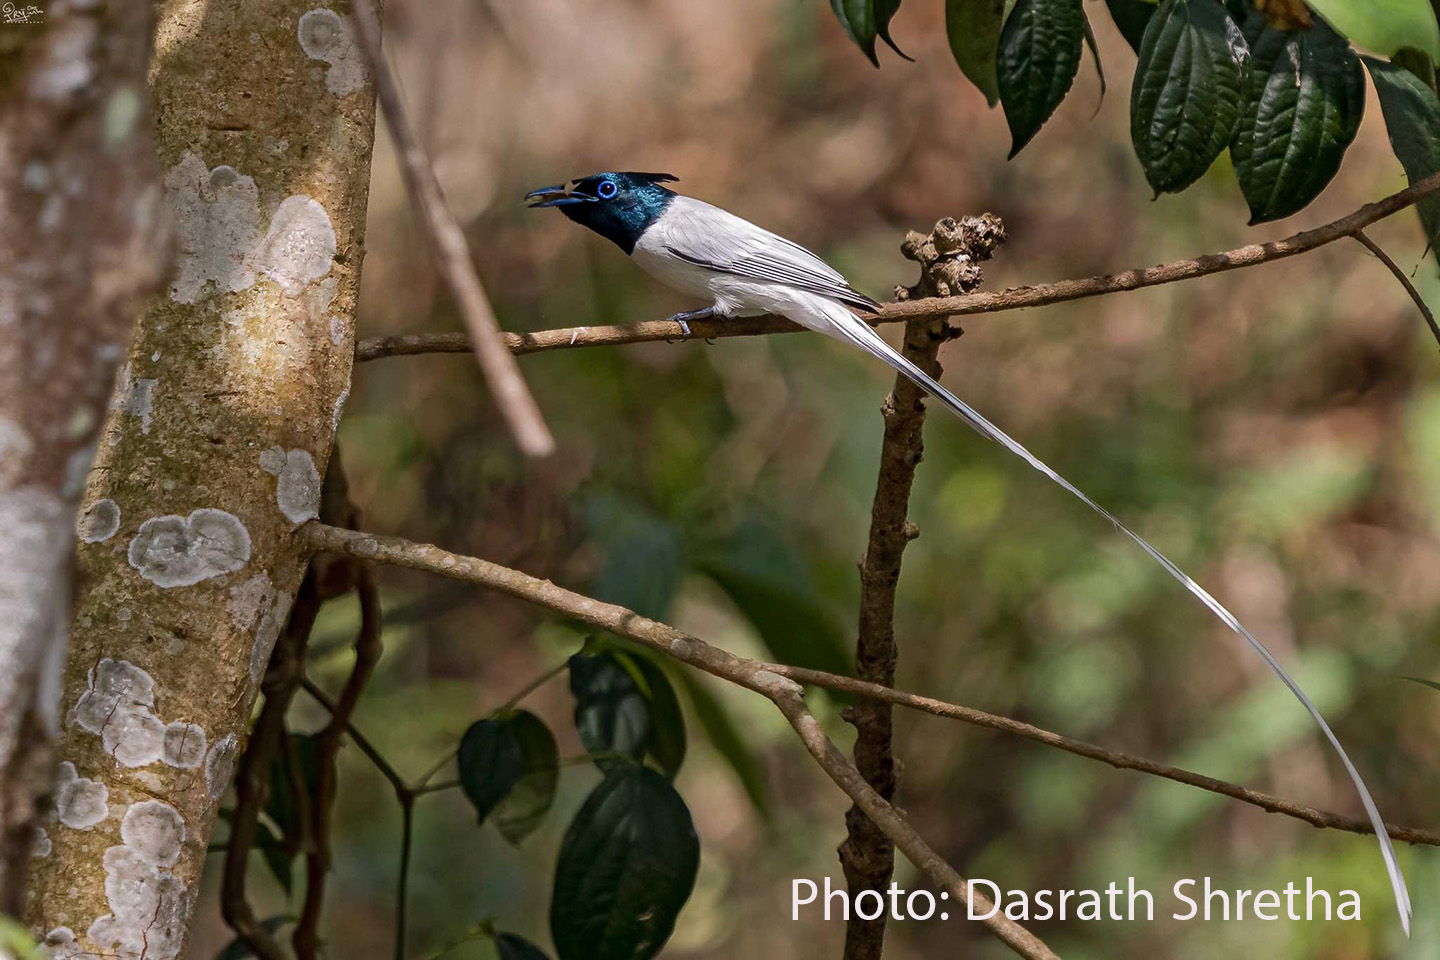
[192,1,1440,957]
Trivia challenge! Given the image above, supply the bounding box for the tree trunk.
[0,0,170,914]
[23,3,377,956]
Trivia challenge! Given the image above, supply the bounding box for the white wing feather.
[646,197,880,311]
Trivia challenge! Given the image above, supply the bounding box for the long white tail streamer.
[805,297,1411,935]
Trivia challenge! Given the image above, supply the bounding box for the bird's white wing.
[654,197,881,312]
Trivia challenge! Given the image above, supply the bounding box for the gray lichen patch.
[254,196,336,297]
[162,721,207,769]
[205,733,239,798]
[77,498,121,543]
[87,802,189,960]
[39,927,80,959]
[128,508,251,587]
[109,362,157,435]
[119,800,185,867]
[331,385,349,433]
[260,447,321,523]
[69,659,209,771]
[298,8,368,96]
[31,827,52,859]
[250,588,294,682]
[227,573,275,631]
[165,152,262,304]
[54,761,109,830]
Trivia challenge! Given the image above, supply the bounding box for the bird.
[526,171,1411,933]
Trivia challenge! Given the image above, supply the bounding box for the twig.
[501,659,569,711]
[301,522,1440,847]
[295,564,385,959]
[771,666,1440,847]
[1354,230,1440,348]
[396,795,416,960]
[771,691,1057,960]
[347,0,555,457]
[301,521,1057,959]
[301,677,409,796]
[221,573,325,960]
[355,172,1440,363]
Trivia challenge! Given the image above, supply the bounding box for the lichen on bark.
[23,2,378,954]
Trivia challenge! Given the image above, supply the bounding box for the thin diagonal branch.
[300,521,1057,960]
[1354,230,1440,348]
[300,522,1440,849]
[348,0,554,457]
[355,172,1440,362]
[770,665,1440,847]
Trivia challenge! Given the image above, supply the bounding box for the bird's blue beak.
[525,183,593,208]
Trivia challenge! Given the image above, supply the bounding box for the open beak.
[524,183,593,208]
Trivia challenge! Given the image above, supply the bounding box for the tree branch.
[770,666,1440,847]
[300,521,1057,960]
[348,0,555,457]
[1353,230,1440,348]
[301,522,1440,849]
[839,214,1007,960]
[355,172,1440,363]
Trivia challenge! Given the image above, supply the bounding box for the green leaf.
[584,496,684,621]
[1366,56,1440,260]
[626,653,687,779]
[1131,0,1249,194]
[1308,0,1440,59]
[830,0,896,66]
[1394,47,1440,92]
[458,717,525,824]
[1082,13,1108,103]
[693,518,853,680]
[1231,17,1365,222]
[495,933,552,960]
[568,649,686,777]
[1403,676,1440,692]
[568,651,651,770]
[550,768,700,960]
[0,917,39,960]
[874,0,912,60]
[1105,0,1158,51]
[997,0,1086,156]
[457,711,560,842]
[946,0,1007,106]
[675,671,772,818]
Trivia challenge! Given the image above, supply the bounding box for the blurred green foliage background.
[194,1,1440,957]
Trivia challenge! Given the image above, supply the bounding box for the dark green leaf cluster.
[831,0,1440,257]
[446,642,700,960]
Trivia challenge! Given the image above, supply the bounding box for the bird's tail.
[804,297,1411,935]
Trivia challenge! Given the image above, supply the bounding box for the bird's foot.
[663,307,716,343]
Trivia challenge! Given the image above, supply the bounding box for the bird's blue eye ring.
[597,179,618,199]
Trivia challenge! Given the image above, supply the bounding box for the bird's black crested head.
[524,172,678,254]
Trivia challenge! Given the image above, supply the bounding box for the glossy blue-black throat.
[525,172,677,254]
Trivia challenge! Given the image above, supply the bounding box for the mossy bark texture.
[23,3,377,956]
